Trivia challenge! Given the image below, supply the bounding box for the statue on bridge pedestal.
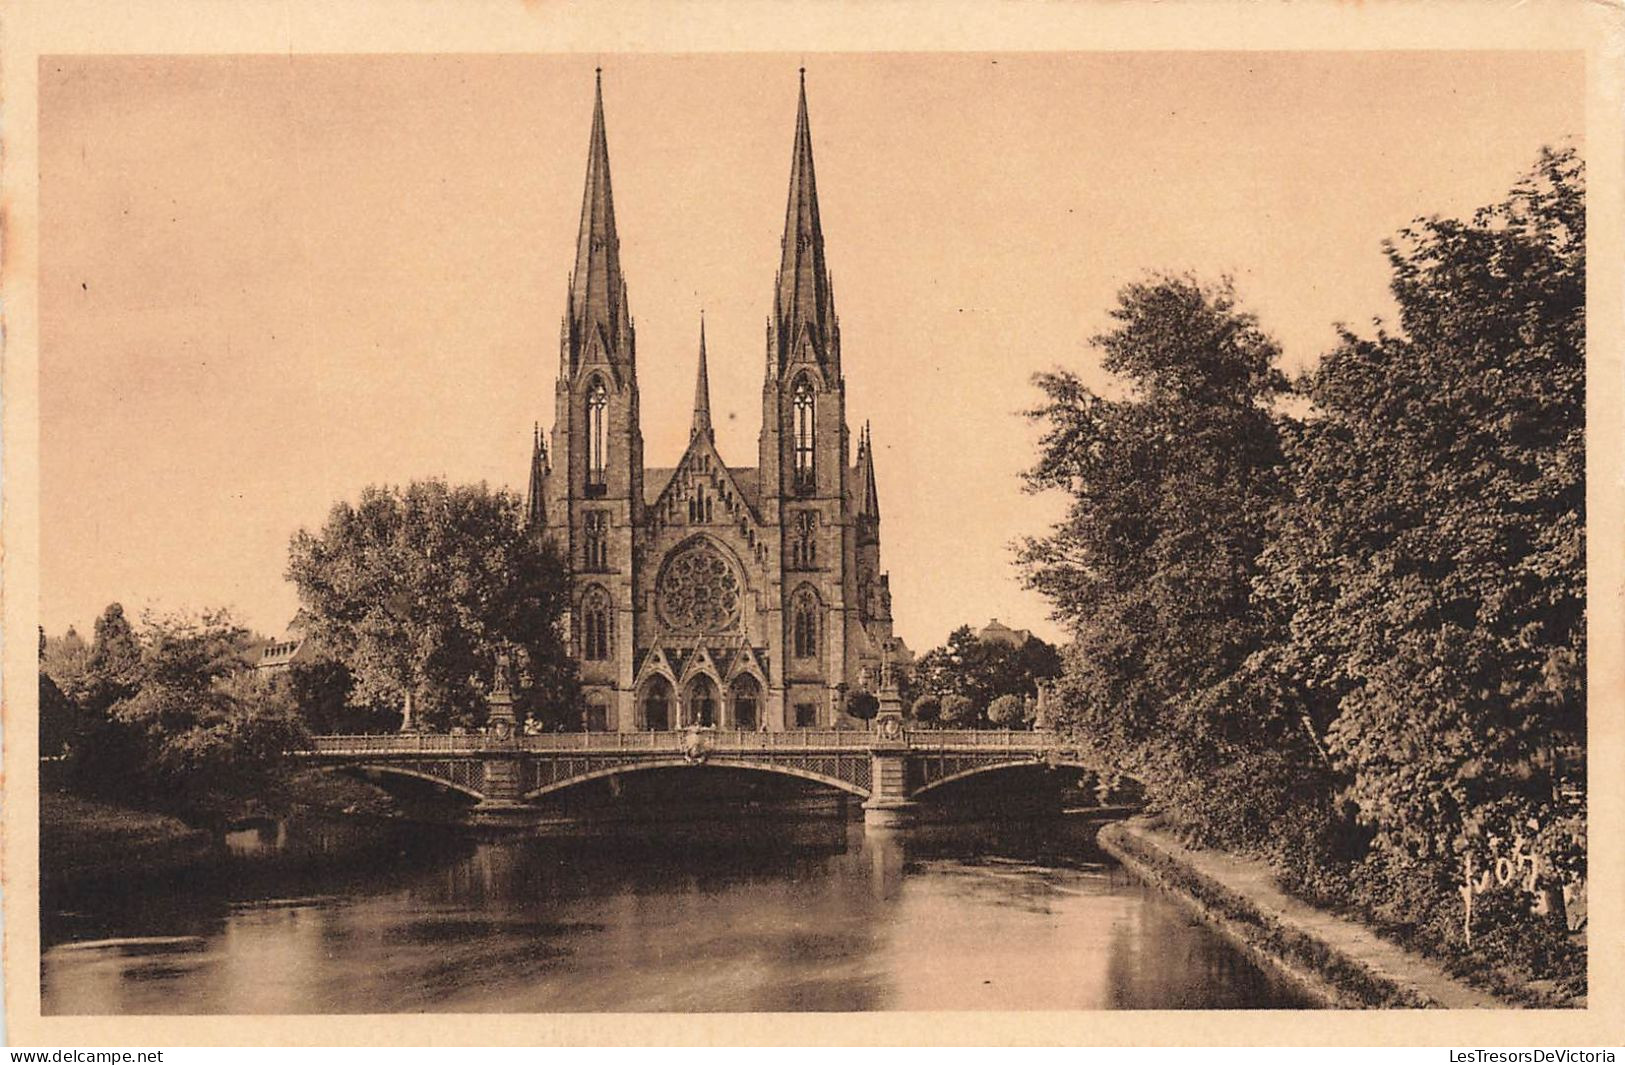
[487,647,517,741]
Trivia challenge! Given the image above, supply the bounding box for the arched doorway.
[684,675,719,727]
[640,676,673,731]
[730,675,761,731]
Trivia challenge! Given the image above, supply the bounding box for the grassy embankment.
[39,770,397,884]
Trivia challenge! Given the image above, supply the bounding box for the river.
[42,812,1312,1013]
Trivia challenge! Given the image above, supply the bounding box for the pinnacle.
[692,315,713,439]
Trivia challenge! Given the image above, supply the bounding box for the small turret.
[855,420,880,534]
[526,422,549,528]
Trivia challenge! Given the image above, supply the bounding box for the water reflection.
[43,814,1311,1013]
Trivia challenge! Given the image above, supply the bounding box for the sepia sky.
[39,51,1582,649]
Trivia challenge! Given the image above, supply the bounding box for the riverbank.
[40,771,402,885]
[1097,817,1513,1009]
[40,791,221,883]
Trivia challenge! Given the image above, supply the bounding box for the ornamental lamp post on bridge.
[470,645,534,829]
[863,657,914,827]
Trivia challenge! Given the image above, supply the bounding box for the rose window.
[657,541,742,633]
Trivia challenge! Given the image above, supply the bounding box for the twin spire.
[565,69,632,372]
[567,69,836,383]
[773,70,839,374]
[568,70,845,459]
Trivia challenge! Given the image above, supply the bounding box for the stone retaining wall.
[1098,818,1509,1010]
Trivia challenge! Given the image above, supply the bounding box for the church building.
[526,73,911,732]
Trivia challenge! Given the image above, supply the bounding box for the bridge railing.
[514,729,878,752]
[304,733,486,754]
[302,728,1059,756]
[909,729,1053,750]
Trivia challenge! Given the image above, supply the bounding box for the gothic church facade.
[527,74,910,732]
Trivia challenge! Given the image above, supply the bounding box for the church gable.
[647,435,769,570]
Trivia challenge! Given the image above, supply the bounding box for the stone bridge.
[295,727,1092,827]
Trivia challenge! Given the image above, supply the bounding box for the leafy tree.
[55,608,308,815]
[910,693,941,726]
[41,625,91,701]
[287,480,577,732]
[1249,148,1586,917]
[111,611,308,811]
[1019,275,1328,849]
[276,657,400,735]
[59,604,151,797]
[39,627,85,759]
[911,624,1063,726]
[939,693,976,728]
[987,693,1029,729]
[84,603,143,711]
[845,690,880,722]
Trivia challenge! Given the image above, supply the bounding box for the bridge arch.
[319,762,486,802]
[910,757,1094,799]
[523,758,870,801]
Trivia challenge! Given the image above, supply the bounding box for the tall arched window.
[586,377,609,491]
[583,511,608,570]
[790,510,817,569]
[581,586,611,661]
[792,588,820,659]
[792,377,815,491]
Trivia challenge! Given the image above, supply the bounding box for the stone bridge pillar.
[862,706,914,828]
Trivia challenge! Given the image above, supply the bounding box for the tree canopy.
[1020,148,1585,988]
[1248,146,1585,891]
[286,479,577,731]
[910,624,1062,726]
[1019,275,1320,848]
[46,606,308,817]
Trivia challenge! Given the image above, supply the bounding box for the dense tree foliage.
[1248,147,1585,927]
[845,690,880,722]
[986,693,1030,729]
[39,626,84,758]
[1020,275,1327,848]
[1021,149,1585,993]
[287,480,577,731]
[275,657,401,735]
[109,612,308,808]
[45,606,308,819]
[939,693,975,728]
[910,625,1062,726]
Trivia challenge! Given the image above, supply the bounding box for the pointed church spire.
[856,420,880,522]
[526,422,549,528]
[566,69,630,371]
[773,69,838,373]
[691,314,713,440]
